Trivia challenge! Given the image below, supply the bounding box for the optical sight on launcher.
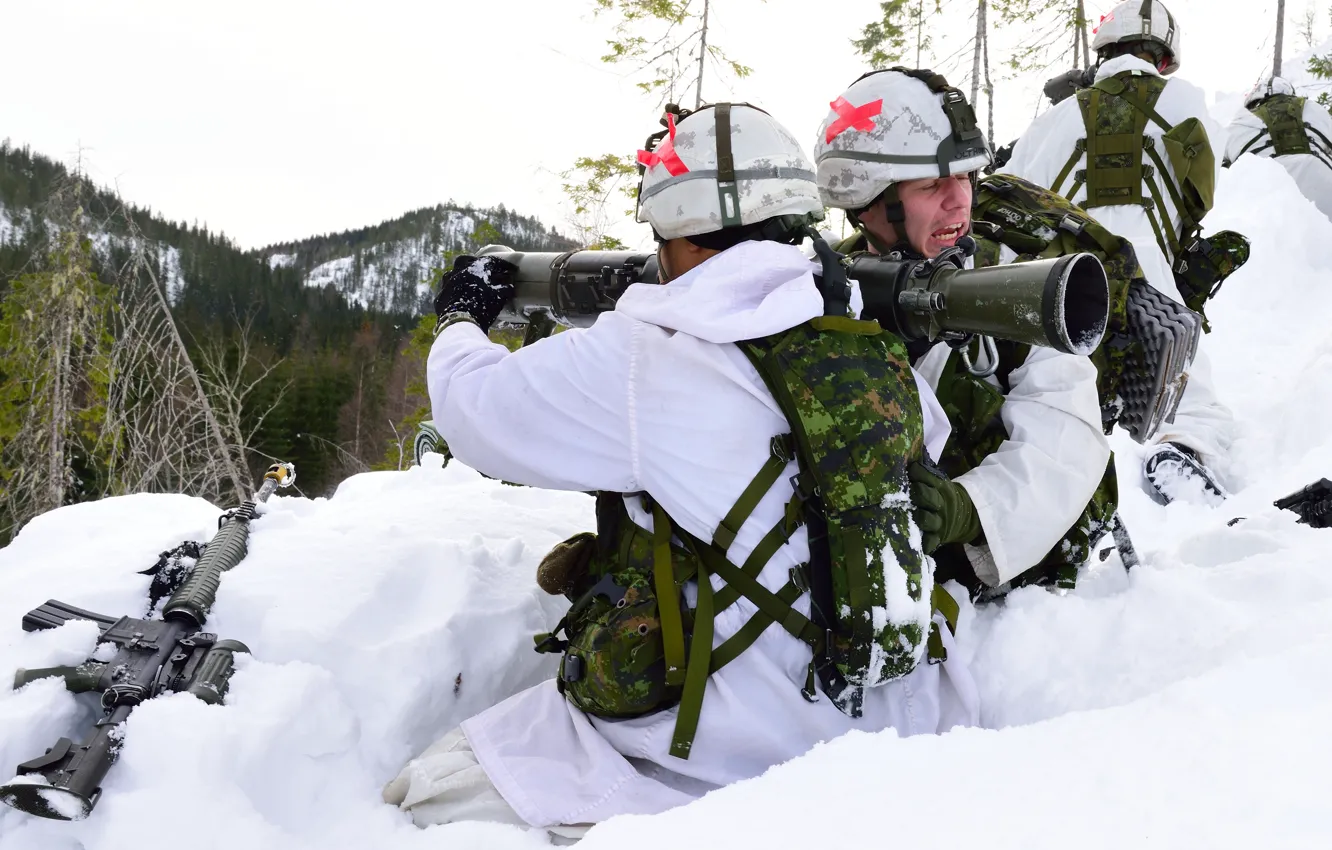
[479,237,1109,357]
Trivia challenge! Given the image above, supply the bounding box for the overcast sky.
[0,0,1310,250]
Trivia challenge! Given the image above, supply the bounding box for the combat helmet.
[635,103,823,245]
[812,68,991,219]
[1092,0,1181,75]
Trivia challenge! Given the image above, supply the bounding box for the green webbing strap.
[689,538,823,650]
[1235,130,1268,160]
[708,576,808,672]
[842,525,874,674]
[1246,140,1274,158]
[652,504,688,688]
[713,502,802,612]
[1305,123,1332,153]
[1142,201,1173,265]
[713,434,793,551]
[1141,145,1185,257]
[1051,139,1085,196]
[809,315,882,335]
[715,104,742,229]
[670,550,715,760]
[925,584,961,663]
[1067,174,1086,202]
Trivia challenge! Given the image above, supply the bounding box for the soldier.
[1225,76,1332,220]
[1004,0,1236,506]
[382,103,976,838]
[815,67,1115,596]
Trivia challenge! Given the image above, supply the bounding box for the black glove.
[433,254,518,333]
[909,461,981,554]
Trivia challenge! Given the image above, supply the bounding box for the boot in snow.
[1143,442,1227,506]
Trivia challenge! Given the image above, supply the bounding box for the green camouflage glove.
[909,461,981,554]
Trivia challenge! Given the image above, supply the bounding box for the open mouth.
[932,223,966,243]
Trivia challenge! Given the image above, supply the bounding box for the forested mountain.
[0,141,577,539]
[258,204,576,313]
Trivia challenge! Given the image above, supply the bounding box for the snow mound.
[3,158,1332,848]
[0,466,588,849]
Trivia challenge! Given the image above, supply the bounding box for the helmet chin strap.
[848,192,922,258]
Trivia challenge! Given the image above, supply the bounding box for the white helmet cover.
[635,103,822,241]
[1092,0,1181,75]
[1244,75,1297,108]
[813,68,992,211]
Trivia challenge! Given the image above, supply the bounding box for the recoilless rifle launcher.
[0,462,296,821]
[481,237,1110,359]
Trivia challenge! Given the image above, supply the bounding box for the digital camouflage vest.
[1230,94,1332,169]
[533,317,952,759]
[1052,71,1216,268]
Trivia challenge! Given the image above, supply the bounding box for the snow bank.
[3,157,1332,848]
[0,460,588,849]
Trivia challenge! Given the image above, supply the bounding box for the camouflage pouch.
[534,497,697,719]
[1158,117,1216,228]
[742,316,927,715]
[1172,230,1251,326]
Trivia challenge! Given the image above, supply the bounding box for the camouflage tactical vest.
[532,317,954,759]
[1052,71,1216,267]
[1231,95,1332,173]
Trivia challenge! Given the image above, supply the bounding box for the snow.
[289,208,566,313]
[0,204,17,246]
[296,210,482,312]
[4,158,1332,848]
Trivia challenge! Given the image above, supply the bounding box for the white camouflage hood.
[613,241,827,344]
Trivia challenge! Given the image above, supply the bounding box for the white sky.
[0,0,1316,251]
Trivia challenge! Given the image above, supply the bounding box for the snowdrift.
[3,155,1331,849]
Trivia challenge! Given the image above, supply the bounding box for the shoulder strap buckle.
[770,433,797,464]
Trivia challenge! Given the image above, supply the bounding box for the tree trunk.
[1077,0,1091,68]
[916,0,926,67]
[1274,0,1286,76]
[982,0,994,143]
[695,0,710,108]
[972,0,985,105]
[145,257,251,504]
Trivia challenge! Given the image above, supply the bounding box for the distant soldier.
[1005,0,1237,507]
[1225,76,1332,220]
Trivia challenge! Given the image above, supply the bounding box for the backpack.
[1228,94,1332,168]
[1051,71,1216,269]
[532,317,956,759]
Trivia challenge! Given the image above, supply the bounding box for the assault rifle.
[0,462,295,821]
[1274,478,1332,528]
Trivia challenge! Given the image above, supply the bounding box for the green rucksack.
[533,317,956,759]
[1052,71,1216,268]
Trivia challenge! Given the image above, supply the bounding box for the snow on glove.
[908,461,981,554]
[433,254,519,334]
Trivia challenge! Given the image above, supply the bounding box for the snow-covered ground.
[2,155,1331,848]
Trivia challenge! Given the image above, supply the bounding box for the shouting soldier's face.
[860,173,974,258]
